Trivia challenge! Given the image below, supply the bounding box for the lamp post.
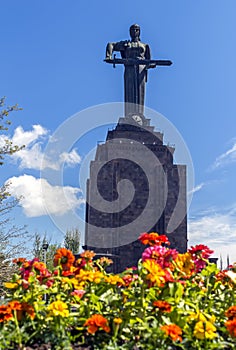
[42,241,49,302]
[42,241,49,266]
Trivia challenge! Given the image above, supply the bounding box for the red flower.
[84,314,110,334]
[18,258,42,280]
[122,273,138,287]
[53,248,75,270]
[161,324,182,342]
[62,270,75,277]
[46,279,54,288]
[71,289,85,298]
[73,258,87,275]
[225,318,236,337]
[139,232,170,246]
[188,245,214,259]
[153,300,172,313]
[33,261,52,283]
[188,245,214,272]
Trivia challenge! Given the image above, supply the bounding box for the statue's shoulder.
[114,40,130,48]
[140,41,150,47]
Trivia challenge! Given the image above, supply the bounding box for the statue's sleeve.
[145,44,151,60]
[105,41,127,59]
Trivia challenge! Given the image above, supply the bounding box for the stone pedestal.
[84,117,187,273]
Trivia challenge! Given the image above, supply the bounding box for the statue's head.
[129,24,140,41]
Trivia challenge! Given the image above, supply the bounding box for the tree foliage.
[0,97,24,166]
[0,185,29,296]
[0,98,28,296]
[32,233,60,270]
[31,228,81,270]
[64,228,80,254]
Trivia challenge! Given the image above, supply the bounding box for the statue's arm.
[105,41,127,59]
[145,44,151,60]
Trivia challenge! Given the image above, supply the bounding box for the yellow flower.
[175,252,194,275]
[114,317,122,324]
[188,311,215,324]
[188,311,206,322]
[193,320,217,340]
[4,282,18,289]
[70,277,83,289]
[48,300,69,317]
[142,260,166,286]
[76,270,104,284]
[105,275,124,285]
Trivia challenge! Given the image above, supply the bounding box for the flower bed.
[0,233,236,349]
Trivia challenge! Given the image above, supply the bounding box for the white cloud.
[0,135,8,148]
[59,149,81,167]
[188,182,205,195]
[14,143,58,170]
[12,125,48,147]
[6,175,84,217]
[7,125,81,170]
[212,142,236,169]
[188,206,236,266]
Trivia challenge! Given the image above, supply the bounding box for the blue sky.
[1,1,236,266]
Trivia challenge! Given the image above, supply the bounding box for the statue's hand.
[147,63,157,69]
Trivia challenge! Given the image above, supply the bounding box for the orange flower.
[153,300,172,313]
[84,314,110,334]
[9,301,22,311]
[225,318,236,337]
[0,305,13,323]
[80,250,96,260]
[161,324,182,342]
[12,257,27,265]
[139,232,170,246]
[98,257,113,266]
[21,303,35,320]
[8,301,35,321]
[54,248,75,270]
[33,261,46,271]
[226,306,236,320]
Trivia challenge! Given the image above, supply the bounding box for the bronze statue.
[105,24,172,118]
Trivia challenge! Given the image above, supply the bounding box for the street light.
[42,241,49,266]
[42,241,49,303]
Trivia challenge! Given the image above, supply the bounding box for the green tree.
[64,228,80,254]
